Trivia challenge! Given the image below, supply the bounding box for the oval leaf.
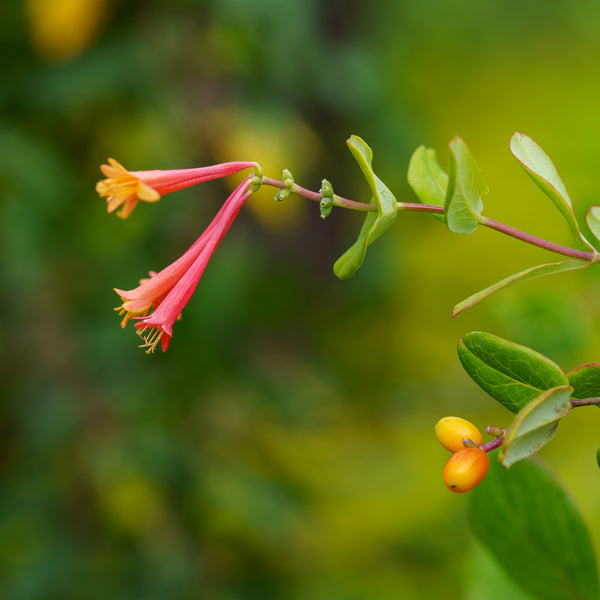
[470,454,600,600]
[453,259,589,317]
[407,145,447,222]
[510,132,593,251]
[499,385,572,468]
[457,332,568,413]
[444,137,488,234]
[333,136,398,279]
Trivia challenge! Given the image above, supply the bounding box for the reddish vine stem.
[480,217,594,262]
[260,178,596,262]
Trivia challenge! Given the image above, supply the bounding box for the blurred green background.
[1,1,599,598]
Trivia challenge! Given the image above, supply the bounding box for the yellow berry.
[435,416,483,452]
[442,447,489,493]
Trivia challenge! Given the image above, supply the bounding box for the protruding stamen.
[136,325,163,354]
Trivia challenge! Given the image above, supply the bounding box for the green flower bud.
[275,188,290,202]
[320,196,333,219]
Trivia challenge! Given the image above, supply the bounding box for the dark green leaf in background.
[470,454,600,600]
[464,541,536,600]
[457,332,568,413]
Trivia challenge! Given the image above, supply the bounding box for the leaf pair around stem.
[458,331,600,468]
[333,133,490,279]
[333,136,398,279]
[408,132,600,315]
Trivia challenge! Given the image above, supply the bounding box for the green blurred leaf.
[510,132,593,251]
[470,454,600,600]
[333,135,398,279]
[585,206,600,244]
[499,385,572,468]
[597,448,600,469]
[444,137,488,233]
[457,332,568,413]
[453,259,589,316]
[464,541,536,600]
[407,145,447,222]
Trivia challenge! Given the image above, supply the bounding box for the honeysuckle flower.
[115,176,255,353]
[96,158,257,218]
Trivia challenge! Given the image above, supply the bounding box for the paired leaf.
[406,145,447,222]
[470,454,600,600]
[457,332,568,413]
[510,132,593,251]
[453,259,589,317]
[567,362,600,406]
[333,136,398,279]
[499,385,572,468]
[444,137,488,234]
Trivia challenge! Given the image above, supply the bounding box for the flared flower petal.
[96,158,257,219]
[113,198,229,326]
[115,177,255,353]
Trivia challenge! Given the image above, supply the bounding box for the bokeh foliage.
[1,1,599,598]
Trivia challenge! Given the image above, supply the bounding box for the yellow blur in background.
[25,0,110,61]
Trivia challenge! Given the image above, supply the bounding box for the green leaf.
[407,145,447,222]
[510,132,593,251]
[464,542,536,600]
[332,211,378,279]
[585,206,600,244]
[567,363,600,406]
[499,386,572,468]
[470,454,600,600]
[444,137,488,234]
[453,259,589,317]
[333,135,398,279]
[597,448,600,469]
[457,332,568,413]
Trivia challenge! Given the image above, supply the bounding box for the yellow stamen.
[114,305,148,328]
[136,326,163,354]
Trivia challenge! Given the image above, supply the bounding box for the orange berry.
[442,447,489,493]
[435,416,483,452]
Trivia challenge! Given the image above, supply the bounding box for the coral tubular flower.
[115,176,255,353]
[96,158,257,218]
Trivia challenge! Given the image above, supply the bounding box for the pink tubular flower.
[115,176,256,353]
[96,158,257,218]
